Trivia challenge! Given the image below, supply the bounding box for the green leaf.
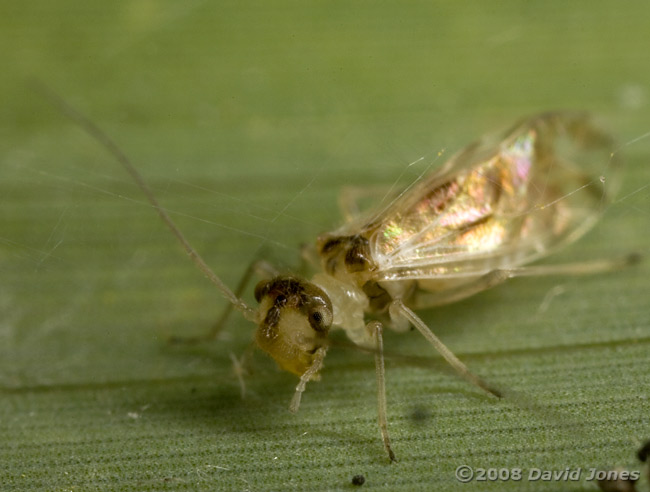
[2,2,649,491]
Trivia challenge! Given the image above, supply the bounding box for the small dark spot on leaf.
[351,474,365,486]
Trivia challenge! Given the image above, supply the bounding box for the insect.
[45,87,637,462]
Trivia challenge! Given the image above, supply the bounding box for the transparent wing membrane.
[364,113,620,281]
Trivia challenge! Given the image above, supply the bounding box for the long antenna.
[36,83,257,322]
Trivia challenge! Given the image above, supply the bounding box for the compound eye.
[309,306,333,332]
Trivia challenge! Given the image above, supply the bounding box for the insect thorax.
[317,233,396,312]
[318,233,374,278]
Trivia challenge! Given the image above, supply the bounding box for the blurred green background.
[1,1,649,491]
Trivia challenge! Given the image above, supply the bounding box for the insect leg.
[367,320,397,462]
[409,253,641,310]
[227,343,257,400]
[495,253,641,278]
[229,352,248,399]
[407,269,526,310]
[390,300,502,398]
[289,346,328,414]
[170,259,278,345]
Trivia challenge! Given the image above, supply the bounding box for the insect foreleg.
[367,320,397,462]
[289,346,328,414]
[389,300,502,398]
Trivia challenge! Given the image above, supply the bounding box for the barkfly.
[44,86,638,462]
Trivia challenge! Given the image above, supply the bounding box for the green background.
[1,2,649,491]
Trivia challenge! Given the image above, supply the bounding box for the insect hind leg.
[500,252,641,278]
[389,300,502,398]
[409,253,641,310]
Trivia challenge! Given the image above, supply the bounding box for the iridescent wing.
[361,112,621,281]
